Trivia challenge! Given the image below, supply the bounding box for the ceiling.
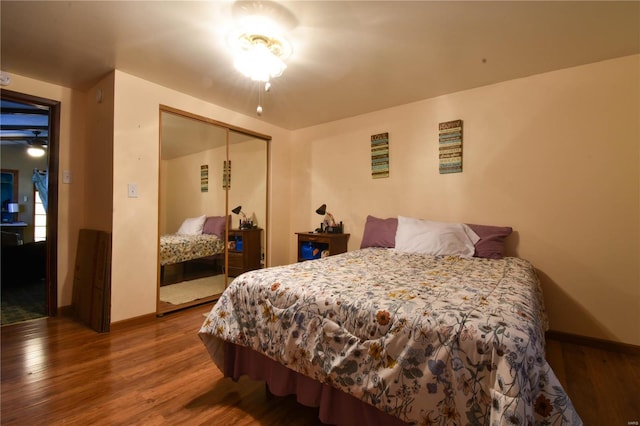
[161,109,264,160]
[0,100,49,148]
[1,1,638,131]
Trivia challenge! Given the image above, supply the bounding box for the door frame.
[1,89,60,316]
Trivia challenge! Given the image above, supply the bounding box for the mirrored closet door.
[157,106,269,315]
[226,129,268,278]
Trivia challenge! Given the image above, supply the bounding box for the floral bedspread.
[199,248,581,425]
[160,234,224,266]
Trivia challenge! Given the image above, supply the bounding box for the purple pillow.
[466,223,513,259]
[203,215,229,238]
[360,216,398,249]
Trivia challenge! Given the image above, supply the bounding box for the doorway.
[0,89,59,325]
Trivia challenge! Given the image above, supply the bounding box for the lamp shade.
[232,205,242,215]
[315,204,327,215]
[7,203,19,213]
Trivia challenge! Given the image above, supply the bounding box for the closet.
[157,106,269,315]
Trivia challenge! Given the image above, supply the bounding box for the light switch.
[63,170,72,184]
[127,183,139,198]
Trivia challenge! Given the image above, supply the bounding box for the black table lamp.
[315,204,342,233]
[232,205,253,229]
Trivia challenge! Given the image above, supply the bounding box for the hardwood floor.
[2,305,638,425]
[1,304,322,426]
[545,338,640,425]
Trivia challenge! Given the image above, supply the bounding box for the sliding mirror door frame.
[157,105,270,315]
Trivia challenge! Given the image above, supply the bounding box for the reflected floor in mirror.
[160,275,225,305]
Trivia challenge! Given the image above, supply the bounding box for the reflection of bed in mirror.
[158,215,228,309]
[159,108,231,314]
[160,214,228,277]
[159,234,224,281]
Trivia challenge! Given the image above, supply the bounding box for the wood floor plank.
[1,305,322,425]
[561,342,602,422]
[2,305,638,425]
[545,338,640,425]
[582,346,640,424]
[544,339,567,387]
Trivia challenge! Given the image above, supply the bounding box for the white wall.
[228,138,268,231]
[289,55,640,346]
[161,146,227,235]
[84,74,115,233]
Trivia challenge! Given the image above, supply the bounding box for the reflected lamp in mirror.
[7,203,19,222]
[27,131,47,157]
[27,146,46,157]
[232,205,253,229]
[315,204,343,234]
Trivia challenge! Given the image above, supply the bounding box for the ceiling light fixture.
[27,145,45,157]
[27,130,47,157]
[232,33,291,82]
[228,3,294,116]
[229,32,291,116]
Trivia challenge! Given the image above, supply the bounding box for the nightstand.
[228,228,262,277]
[296,232,350,262]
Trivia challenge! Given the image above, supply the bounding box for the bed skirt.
[223,342,410,426]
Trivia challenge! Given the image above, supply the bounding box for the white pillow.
[395,216,480,257]
[177,215,206,235]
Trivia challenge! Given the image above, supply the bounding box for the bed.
[159,233,225,267]
[199,217,582,425]
[160,215,228,282]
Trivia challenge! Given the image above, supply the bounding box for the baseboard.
[57,304,74,317]
[110,313,159,331]
[59,304,154,331]
[546,330,640,355]
[59,303,211,332]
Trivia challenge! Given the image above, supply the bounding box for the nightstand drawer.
[300,235,330,244]
[228,253,243,268]
[227,266,244,277]
[227,228,262,277]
